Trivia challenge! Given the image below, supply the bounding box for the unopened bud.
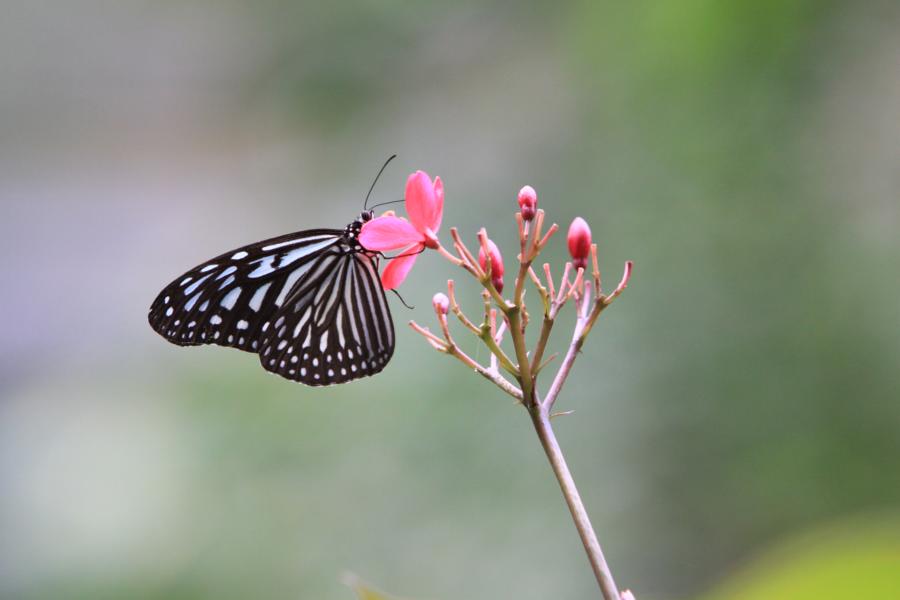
[517,185,538,221]
[567,217,592,270]
[621,591,636,600]
[478,239,505,293]
[432,292,450,315]
[491,275,504,294]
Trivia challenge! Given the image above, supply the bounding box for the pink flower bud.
[478,239,505,293]
[491,276,504,294]
[621,591,636,600]
[567,217,592,270]
[432,292,449,315]
[517,185,537,221]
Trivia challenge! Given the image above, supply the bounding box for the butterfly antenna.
[364,154,397,210]
[391,289,415,310]
[367,198,406,211]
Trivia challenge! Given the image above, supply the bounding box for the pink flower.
[478,239,505,293]
[360,170,444,290]
[517,185,537,221]
[567,216,592,270]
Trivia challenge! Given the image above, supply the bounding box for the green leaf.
[697,514,900,600]
[343,573,414,600]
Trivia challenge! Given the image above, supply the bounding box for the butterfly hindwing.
[258,247,395,386]
[148,229,343,353]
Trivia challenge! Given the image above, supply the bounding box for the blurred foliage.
[344,573,404,600]
[563,0,900,591]
[697,514,900,600]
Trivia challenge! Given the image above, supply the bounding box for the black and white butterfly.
[149,160,401,387]
[148,214,394,386]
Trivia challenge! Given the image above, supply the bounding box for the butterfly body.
[148,210,395,386]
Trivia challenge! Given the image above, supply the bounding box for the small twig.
[591,243,602,296]
[555,262,573,305]
[550,410,575,419]
[410,320,522,400]
[540,264,554,302]
[450,228,484,278]
[447,280,480,335]
[408,320,448,351]
[537,222,558,252]
[535,352,558,374]
[607,261,633,303]
[541,317,586,412]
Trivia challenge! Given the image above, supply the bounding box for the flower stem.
[530,404,621,600]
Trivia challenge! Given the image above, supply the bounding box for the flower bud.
[621,591,636,600]
[491,275,504,294]
[478,239,505,293]
[567,217,592,270]
[517,185,537,221]
[432,292,450,315]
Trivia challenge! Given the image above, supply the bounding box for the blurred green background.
[2,1,898,599]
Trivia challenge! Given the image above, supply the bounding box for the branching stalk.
[411,197,633,600]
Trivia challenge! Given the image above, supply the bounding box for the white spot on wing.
[185,273,212,295]
[216,265,237,280]
[210,315,222,325]
[220,288,241,309]
[248,239,338,279]
[231,251,248,260]
[247,256,277,278]
[237,320,248,330]
[274,262,315,305]
[185,293,201,311]
[249,282,271,311]
[262,234,335,251]
[217,275,235,290]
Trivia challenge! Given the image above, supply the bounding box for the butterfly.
[148,159,402,387]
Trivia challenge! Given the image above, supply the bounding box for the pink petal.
[360,216,423,251]
[431,176,444,232]
[406,170,443,234]
[380,246,421,290]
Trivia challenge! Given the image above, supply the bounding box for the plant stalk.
[530,405,621,600]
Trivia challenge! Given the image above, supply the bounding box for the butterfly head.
[346,210,375,242]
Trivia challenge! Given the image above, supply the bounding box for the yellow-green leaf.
[697,514,900,600]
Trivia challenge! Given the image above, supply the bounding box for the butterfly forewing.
[258,248,394,386]
[148,229,343,352]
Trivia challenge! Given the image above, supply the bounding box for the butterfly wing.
[148,229,343,353]
[258,247,395,386]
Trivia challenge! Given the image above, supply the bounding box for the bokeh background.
[2,1,898,599]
